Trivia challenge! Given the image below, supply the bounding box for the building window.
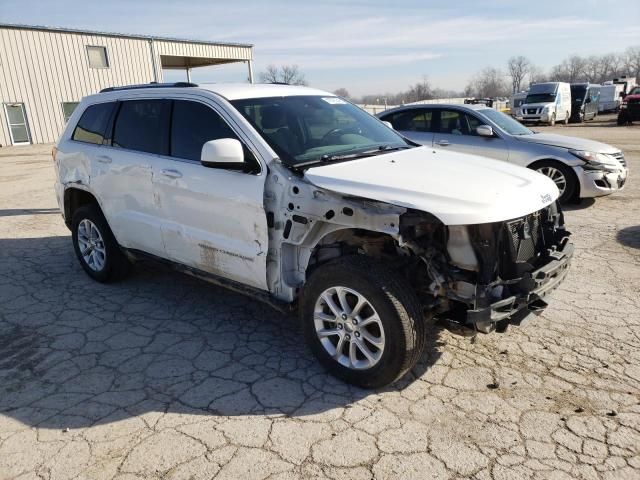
[86,45,109,68]
[62,102,79,123]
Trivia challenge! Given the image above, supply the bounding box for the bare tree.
[259,64,307,85]
[507,56,531,93]
[600,53,624,80]
[259,65,280,83]
[466,67,509,98]
[527,65,547,86]
[624,46,640,79]
[549,55,587,83]
[405,76,433,103]
[582,55,602,83]
[333,88,350,98]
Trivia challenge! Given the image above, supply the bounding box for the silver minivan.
[377,104,628,203]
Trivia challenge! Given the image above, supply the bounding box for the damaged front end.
[400,203,573,333]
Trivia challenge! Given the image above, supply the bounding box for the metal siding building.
[0,24,254,146]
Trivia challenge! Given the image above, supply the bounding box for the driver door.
[152,99,269,290]
[433,109,509,161]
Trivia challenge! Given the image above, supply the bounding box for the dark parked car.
[618,86,640,125]
[570,83,600,123]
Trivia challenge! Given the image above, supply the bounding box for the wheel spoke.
[348,339,358,367]
[351,296,367,317]
[336,288,350,314]
[321,291,342,318]
[361,330,384,349]
[333,335,346,359]
[317,328,340,338]
[355,338,376,363]
[358,313,381,328]
[314,311,337,323]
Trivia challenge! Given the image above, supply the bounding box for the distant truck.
[570,83,600,122]
[509,92,527,117]
[618,85,640,125]
[613,76,637,96]
[519,82,572,126]
[599,83,625,113]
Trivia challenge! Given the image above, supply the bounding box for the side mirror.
[620,92,625,98]
[585,97,591,104]
[476,125,494,137]
[382,120,393,129]
[201,138,244,167]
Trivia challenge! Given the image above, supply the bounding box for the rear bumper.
[467,239,574,333]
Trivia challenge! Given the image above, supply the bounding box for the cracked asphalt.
[1,115,639,479]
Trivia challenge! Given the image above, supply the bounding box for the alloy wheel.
[313,286,385,370]
[77,219,106,271]
[537,166,567,196]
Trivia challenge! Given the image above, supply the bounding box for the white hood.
[304,147,559,226]
[515,133,620,154]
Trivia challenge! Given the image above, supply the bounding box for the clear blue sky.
[1,0,638,96]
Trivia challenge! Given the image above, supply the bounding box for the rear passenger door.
[381,108,434,146]
[433,109,509,161]
[87,99,169,257]
[152,99,269,290]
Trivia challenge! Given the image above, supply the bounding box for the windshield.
[479,109,533,136]
[525,93,556,104]
[629,87,640,95]
[230,96,409,167]
[570,86,587,102]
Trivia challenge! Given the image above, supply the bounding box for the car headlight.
[569,150,621,172]
[620,101,628,109]
[542,106,549,113]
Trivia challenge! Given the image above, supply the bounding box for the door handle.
[437,140,450,146]
[96,155,112,164]
[161,168,182,179]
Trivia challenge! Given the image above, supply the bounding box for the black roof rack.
[100,82,199,93]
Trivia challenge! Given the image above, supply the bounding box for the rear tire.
[300,256,426,388]
[532,160,576,203]
[71,204,131,282]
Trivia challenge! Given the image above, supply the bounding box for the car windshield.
[525,93,556,104]
[629,87,640,95]
[231,95,410,167]
[479,109,533,136]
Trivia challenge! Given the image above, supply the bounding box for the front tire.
[71,204,131,282]
[532,160,576,203]
[563,112,569,125]
[549,113,556,126]
[301,256,426,388]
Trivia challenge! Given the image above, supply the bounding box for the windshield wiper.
[325,144,410,161]
[292,144,410,170]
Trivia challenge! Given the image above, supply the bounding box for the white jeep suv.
[54,83,573,387]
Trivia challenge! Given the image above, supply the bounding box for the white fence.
[358,97,510,115]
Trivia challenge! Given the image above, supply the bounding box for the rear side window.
[72,102,115,145]
[382,109,433,132]
[170,100,238,161]
[113,100,171,155]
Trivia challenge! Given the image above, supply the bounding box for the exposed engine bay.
[265,162,573,333]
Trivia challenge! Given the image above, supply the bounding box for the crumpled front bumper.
[576,166,629,198]
[467,239,574,333]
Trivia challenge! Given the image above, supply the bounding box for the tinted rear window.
[72,102,115,144]
[113,100,171,155]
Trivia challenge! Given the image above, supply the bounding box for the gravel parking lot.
[0,114,638,480]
